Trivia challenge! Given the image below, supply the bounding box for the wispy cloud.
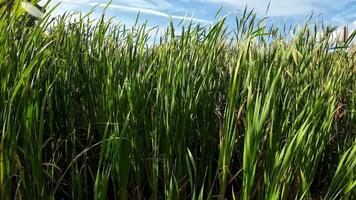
[198,0,356,18]
[50,0,212,24]
[92,3,212,24]
[199,0,316,16]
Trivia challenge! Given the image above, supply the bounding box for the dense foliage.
[0,1,355,199]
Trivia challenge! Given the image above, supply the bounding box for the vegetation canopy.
[0,1,355,199]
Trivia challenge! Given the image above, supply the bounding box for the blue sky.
[43,0,356,31]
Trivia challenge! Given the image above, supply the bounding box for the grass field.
[0,1,355,199]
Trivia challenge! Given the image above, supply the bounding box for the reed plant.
[0,1,355,199]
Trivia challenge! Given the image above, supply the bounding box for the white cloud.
[200,0,313,16]
[46,0,212,24]
[90,2,212,24]
[200,0,353,17]
[90,0,173,10]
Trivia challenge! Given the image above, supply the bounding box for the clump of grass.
[0,1,355,199]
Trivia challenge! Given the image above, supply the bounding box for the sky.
[41,0,356,33]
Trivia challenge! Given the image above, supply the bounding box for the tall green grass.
[0,1,355,199]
